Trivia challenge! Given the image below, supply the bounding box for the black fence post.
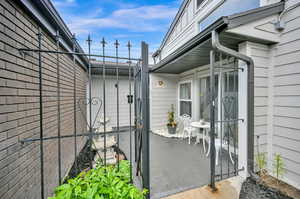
[209,50,216,191]
[87,35,93,170]
[72,34,78,174]
[37,27,45,199]
[141,41,150,198]
[55,30,62,185]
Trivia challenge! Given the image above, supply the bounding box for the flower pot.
[167,125,177,134]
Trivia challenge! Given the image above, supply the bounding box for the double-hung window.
[179,81,192,117]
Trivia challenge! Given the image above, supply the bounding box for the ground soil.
[239,177,294,199]
[260,174,300,199]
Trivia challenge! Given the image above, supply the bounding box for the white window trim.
[195,0,211,12]
[178,80,193,117]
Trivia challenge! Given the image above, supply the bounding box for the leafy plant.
[49,160,147,199]
[255,152,267,175]
[167,104,177,127]
[255,135,267,175]
[273,153,284,180]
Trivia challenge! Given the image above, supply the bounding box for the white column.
[238,42,249,178]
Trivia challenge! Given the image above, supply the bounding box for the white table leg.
[202,129,206,153]
[206,136,211,157]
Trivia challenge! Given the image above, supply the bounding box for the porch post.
[238,43,249,178]
[209,50,216,191]
[141,41,150,198]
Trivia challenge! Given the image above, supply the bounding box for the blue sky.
[53,0,181,59]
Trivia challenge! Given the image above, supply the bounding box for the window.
[179,82,192,117]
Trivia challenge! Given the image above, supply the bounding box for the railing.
[18,27,150,199]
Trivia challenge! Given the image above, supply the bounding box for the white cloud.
[67,5,178,35]
[53,0,76,8]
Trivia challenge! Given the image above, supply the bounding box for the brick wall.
[0,0,88,198]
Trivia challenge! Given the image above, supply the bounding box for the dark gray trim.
[17,0,88,69]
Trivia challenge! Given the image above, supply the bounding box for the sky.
[52,0,181,60]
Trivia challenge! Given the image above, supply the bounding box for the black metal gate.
[18,28,151,199]
[209,30,254,190]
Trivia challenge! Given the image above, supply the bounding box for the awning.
[91,60,133,76]
[151,2,284,74]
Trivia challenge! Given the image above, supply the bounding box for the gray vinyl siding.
[150,74,179,130]
[246,42,270,155]
[89,75,133,128]
[272,5,300,187]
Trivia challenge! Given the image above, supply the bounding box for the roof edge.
[157,0,190,54]
[17,0,89,69]
[151,17,227,73]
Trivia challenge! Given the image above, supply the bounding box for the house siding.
[150,74,179,130]
[89,75,132,128]
[239,42,270,161]
[272,4,300,188]
[0,1,87,198]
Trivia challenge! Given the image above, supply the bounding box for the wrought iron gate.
[18,28,151,199]
[209,30,255,190]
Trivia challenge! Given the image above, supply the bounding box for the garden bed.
[51,140,145,199]
[239,177,296,199]
[65,140,127,181]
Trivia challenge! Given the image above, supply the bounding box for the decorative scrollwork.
[77,97,103,129]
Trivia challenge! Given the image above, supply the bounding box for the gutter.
[211,30,255,174]
[150,17,227,73]
[18,0,88,69]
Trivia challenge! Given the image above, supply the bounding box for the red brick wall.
[0,0,87,198]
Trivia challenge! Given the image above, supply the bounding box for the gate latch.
[127,95,133,104]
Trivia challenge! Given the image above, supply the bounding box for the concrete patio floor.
[118,132,236,199]
[162,176,243,199]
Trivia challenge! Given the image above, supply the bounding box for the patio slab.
[162,176,243,199]
[118,131,236,198]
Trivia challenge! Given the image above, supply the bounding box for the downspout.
[211,30,255,175]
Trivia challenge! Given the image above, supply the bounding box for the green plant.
[255,152,267,175]
[273,153,284,180]
[167,104,177,127]
[255,135,267,175]
[49,160,147,199]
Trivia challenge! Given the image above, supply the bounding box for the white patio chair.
[179,114,195,144]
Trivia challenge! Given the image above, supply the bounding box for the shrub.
[49,160,147,199]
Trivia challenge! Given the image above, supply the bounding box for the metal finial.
[101,37,107,47]
[114,39,120,48]
[126,41,132,49]
[86,34,92,44]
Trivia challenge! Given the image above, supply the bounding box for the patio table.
[190,121,210,154]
